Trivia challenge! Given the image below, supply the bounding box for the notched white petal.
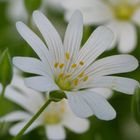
[24,76,59,92]
[89,88,113,99]
[66,91,116,120]
[71,26,114,78]
[5,86,36,114]
[33,10,64,63]
[16,21,53,75]
[86,76,140,95]
[10,121,40,135]
[0,111,31,122]
[13,57,48,76]
[64,10,83,58]
[86,55,138,78]
[66,92,93,118]
[46,125,66,140]
[118,23,136,53]
[63,114,89,133]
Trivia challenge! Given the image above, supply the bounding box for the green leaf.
[131,87,140,125]
[0,49,13,87]
[24,0,42,14]
[49,90,67,102]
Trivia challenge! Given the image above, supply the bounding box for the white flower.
[42,0,64,11]
[62,0,140,53]
[13,10,139,120]
[0,71,89,140]
[6,0,63,22]
[6,0,28,21]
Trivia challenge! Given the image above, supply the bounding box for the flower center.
[43,101,65,124]
[54,52,89,91]
[112,4,137,20]
[55,73,72,91]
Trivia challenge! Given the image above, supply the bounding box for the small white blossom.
[6,0,64,22]
[62,0,140,53]
[7,0,28,21]
[0,71,89,140]
[13,10,139,120]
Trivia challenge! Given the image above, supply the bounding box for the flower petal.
[71,26,114,79]
[63,112,89,133]
[0,111,31,122]
[118,22,136,53]
[24,76,59,92]
[66,92,93,118]
[63,10,83,72]
[10,121,40,135]
[45,125,66,140]
[105,21,118,49]
[86,55,138,78]
[63,0,113,25]
[83,76,139,95]
[89,88,113,99]
[10,74,45,108]
[33,10,64,63]
[13,57,50,76]
[128,0,140,5]
[108,0,140,5]
[16,21,53,75]
[132,8,140,25]
[62,0,97,10]
[66,91,116,120]
[64,10,83,56]
[7,0,27,21]
[5,86,37,113]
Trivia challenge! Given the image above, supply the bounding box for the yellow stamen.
[59,63,64,69]
[65,52,70,60]
[112,4,138,20]
[58,73,64,78]
[71,63,77,68]
[79,61,84,66]
[83,76,88,81]
[73,79,79,86]
[54,63,59,68]
[78,71,85,78]
[65,74,71,78]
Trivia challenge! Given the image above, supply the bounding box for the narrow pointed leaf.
[0,49,13,87]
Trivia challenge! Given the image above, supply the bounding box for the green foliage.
[24,0,42,14]
[0,49,13,87]
[132,87,140,125]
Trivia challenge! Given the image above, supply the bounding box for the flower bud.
[0,49,13,87]
[49,90,67,102]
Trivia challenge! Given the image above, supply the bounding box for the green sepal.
[49,90,67,102]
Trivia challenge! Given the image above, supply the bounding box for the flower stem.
[12,99,51,140]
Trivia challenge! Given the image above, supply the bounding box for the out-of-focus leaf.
[131,87,140,125]
[24,0,42,14]
[0,49,13,87]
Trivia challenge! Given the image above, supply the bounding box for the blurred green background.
[0,0,140,140]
